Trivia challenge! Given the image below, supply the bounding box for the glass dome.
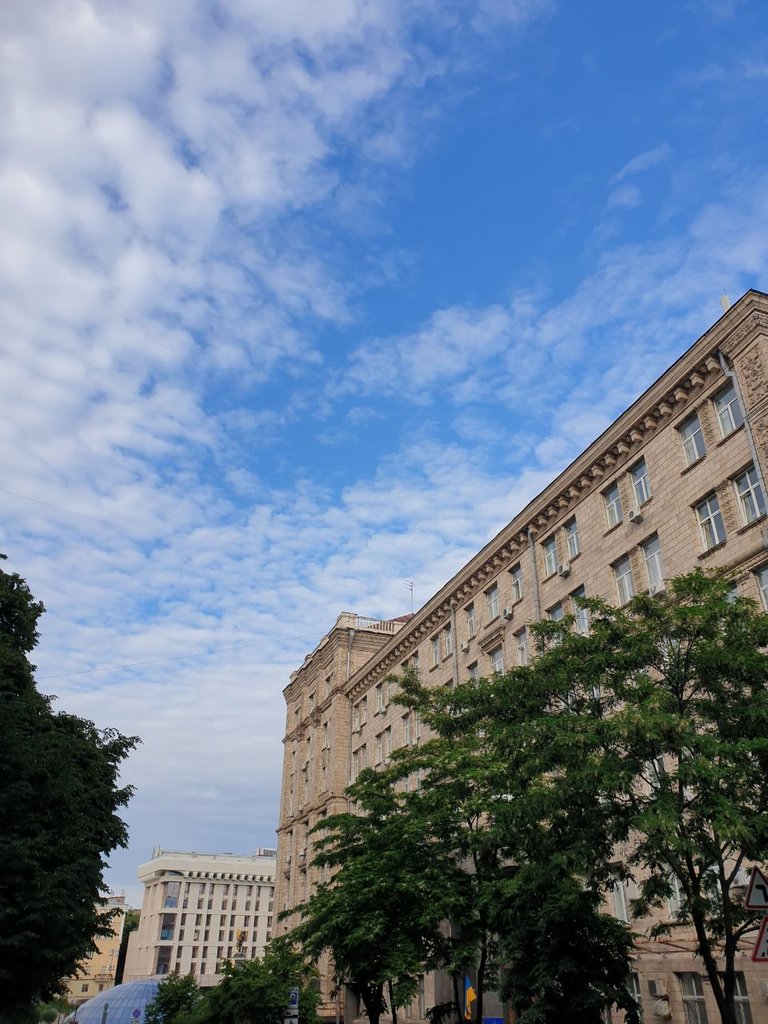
[65,979,160,1024]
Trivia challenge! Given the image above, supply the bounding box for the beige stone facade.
[62,894,126,1007]
[276,290,768,1023]
[123,848,276,987]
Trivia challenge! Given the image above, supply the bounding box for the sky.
[2,0,768,907]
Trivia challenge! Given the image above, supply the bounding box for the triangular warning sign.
[752,918,768,962]
[745,867,768,910]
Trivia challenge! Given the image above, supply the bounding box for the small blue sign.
[288,987,300,1007]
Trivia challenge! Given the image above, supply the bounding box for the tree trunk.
[389,979,398,1024]
[452,972,463,1024]
[475,939,487,1024]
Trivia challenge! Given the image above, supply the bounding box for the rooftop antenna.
[720,291,731,313]
[403,579,414,614]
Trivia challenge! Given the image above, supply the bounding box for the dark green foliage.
[0,556,139,1024]
[287,770,458,1024]
[151,944,319,1024]
[145,973,202,1024]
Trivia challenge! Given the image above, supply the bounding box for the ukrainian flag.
[464,975,477,1021]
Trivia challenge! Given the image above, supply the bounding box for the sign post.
[284,986,300,1024]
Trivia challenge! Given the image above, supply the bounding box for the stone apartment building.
[275,289,768,1024]
[123,848,276,986]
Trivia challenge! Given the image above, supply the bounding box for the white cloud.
[612,143,672,184]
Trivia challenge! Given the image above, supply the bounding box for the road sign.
[752,917,768,961]
[288,987,300,1008]
[745,867,768,910]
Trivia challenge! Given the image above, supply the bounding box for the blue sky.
[2,0,768,904]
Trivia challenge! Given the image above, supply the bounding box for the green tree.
[145,973,201,1024]
[0,555,139,1024]
[531,570,768,1024]
[393,666,639,1024]
[287,770,458,1024]
[185,943,320,1024]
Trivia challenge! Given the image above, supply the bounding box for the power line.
[0,486,114,524]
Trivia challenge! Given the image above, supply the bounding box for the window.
[565,518,580,559]
[486,583,499,621]
[571,585,589,635]
[403,713,412,747]
[465,603,476,638]
[352,704,360,732]
[729,972,753,1024]
[516,628,529,666]
[669,873,685,918]
[610,870,629,922]
[678,973,709,1024]
[756,565,768,609]
[375,732,383,765]
[735,465,766,524]
[510,563,523,601]
[696,493,726,549]
[604,482,623,528]
[443,624,453,657]
[641,534,664,592]
[548,602,564,621]
[383,726,392,758]
[543,536,558,576]
[680,412,706,466]
[489,647,504,674]
[322,722,329,749]
[359,696,367,725]
[375,683,385,712]
[308,690,315,712]
[714,383,744,438]
[626,973,643,1022]
[431,635,440,668]
[630,458,651,506]
[468,662,479,683]
[613,556,634,605]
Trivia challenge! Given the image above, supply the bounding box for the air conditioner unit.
[758,979,768,1003]
[628,507,643,523]
[460,640,470,652]
[557,563,571,578]
[651,999,672,1020]
[649,582,665,596]
[502,607,514,620]
[648,980,668,999]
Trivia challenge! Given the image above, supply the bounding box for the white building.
[123,848,276,986]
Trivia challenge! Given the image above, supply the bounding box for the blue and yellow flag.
[464,975,477,1021]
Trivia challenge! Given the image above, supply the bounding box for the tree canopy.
[0,555,139,1023]
[145,944,320,1024]
[287,569,766,1024]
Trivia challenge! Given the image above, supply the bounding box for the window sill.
[698,539,727,561]
[603,521,624,538]
[484,614,500,628]
[680,454,706,476]
[736,514,767,536]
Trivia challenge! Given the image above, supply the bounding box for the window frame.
[641,533,664,591]
[430,635,440,668]
[695,493,726,550]
[604,482,623,529]
[565,517,580,559]
[510,563,523,601]
[678,972,709,1024]
[465,602,476,637]
[516,627,529,666]
[571,585,589,635]
[630,458,652,506]
[543,536,558,577]
[714,382,744,438]
[613,555,635,605]
[489,646,504,674]
[485,583,499,621]
[734,464,766,525]
[679,412,707,466]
